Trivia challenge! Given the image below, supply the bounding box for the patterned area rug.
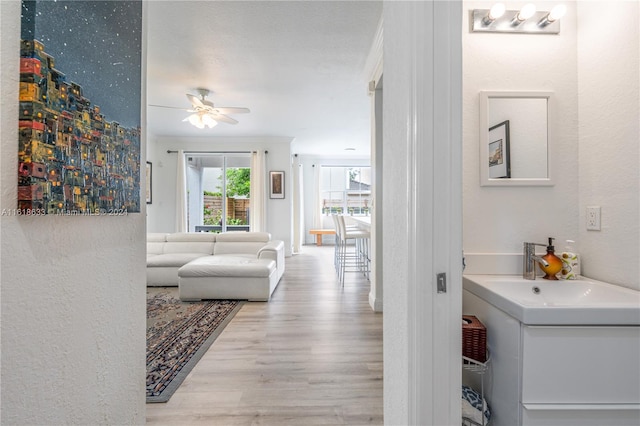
[146,287,244,403]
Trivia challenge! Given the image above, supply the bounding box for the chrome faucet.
[523,242,550,280]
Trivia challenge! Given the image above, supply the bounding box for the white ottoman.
[178,256,277,302]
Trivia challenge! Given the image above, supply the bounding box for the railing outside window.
[320,166,371,216]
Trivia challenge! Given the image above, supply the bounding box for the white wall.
[463,1,639,291]
[0,2,146,424]
[577,1,640,290]
[147,136,294,255]
[463,1,580,267]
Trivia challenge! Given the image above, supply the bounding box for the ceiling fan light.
[186,113,200,126]
[202,113,218,128]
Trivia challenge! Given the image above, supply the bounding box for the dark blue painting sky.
[21,0,142,128]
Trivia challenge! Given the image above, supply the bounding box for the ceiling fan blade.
[212,113,238,125]
[149,104,189,111]
[213,107,250,115]
[186,93,205,108]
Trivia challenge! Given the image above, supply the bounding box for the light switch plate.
[586,206,601,231]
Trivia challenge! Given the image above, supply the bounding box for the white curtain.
[175,150,188,232]
[250,150,266,232]
[312,164,322,231]
[292,156,304,253]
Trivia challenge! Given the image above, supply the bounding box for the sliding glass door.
[185,153,252,233]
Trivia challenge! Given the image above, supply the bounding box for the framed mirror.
[479,91,555,186]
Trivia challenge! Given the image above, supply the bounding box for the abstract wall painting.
[17,0,142,215]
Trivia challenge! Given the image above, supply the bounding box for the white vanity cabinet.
[521,325,640,425]
[463,289,640,426]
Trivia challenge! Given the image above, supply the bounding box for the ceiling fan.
[150,88,250,129]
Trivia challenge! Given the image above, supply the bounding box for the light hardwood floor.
[146,245,383,425]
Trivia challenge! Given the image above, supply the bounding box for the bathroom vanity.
[463,275,640,426]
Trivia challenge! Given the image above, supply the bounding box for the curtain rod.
[166,150,258,154]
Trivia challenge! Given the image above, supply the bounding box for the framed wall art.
[488,120,511,179]
[269,171,285,199]
[18,0,142,215]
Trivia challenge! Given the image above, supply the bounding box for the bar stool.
[331,214,359,274]
[334,215,370,285]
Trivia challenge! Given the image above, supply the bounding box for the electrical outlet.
[586,206,601,231]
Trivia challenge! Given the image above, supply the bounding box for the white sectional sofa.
[146,232,285,301]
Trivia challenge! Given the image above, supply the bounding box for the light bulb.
[482,3,506,25]
[186,114,199,126]
[202,114,218,128]
[517,3,536,21]
[539,3,566,27]
[187,113,205,129]
[548,4,566,22]
[489,3,506,20]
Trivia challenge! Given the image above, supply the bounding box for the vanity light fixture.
[472,3,565,34]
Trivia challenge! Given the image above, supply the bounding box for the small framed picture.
[146,161,152,204]
[488,120,510,178]
[269,171,285,199]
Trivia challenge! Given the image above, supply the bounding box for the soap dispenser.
[539,237,563,280]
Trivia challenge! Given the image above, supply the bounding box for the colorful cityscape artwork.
[17,0,142,215]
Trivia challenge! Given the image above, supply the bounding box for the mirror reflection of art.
[18,0,142,215]
[488,120,510,178]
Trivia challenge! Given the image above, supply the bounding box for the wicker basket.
[462,315,487,363]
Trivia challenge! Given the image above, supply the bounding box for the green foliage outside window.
[224,168,250,197]
[202,168,250,226]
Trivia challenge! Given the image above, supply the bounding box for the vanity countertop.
[463,274,640,325]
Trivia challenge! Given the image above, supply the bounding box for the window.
[320,166,371,215]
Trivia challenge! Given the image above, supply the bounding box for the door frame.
[382,1,463,424]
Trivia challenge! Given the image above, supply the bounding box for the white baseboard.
[369,291,383,312]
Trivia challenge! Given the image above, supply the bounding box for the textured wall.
[462,1,639,290]
[462,1,580,258]
[577,1,640,289]
[1,1,146,424]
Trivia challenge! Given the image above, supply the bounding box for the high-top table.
[349,215,371,230]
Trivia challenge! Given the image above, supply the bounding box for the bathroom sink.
[463,275,640,325]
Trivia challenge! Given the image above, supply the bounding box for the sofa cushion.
[147,253,209,268]
[214,231,270,243]
[179,256,275,278]
[161,233,214,255]
[166,232,217,242]
[147,233,168,255]
[147,242,165,255]
[214,232,272,256]
[164,242,214,255]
